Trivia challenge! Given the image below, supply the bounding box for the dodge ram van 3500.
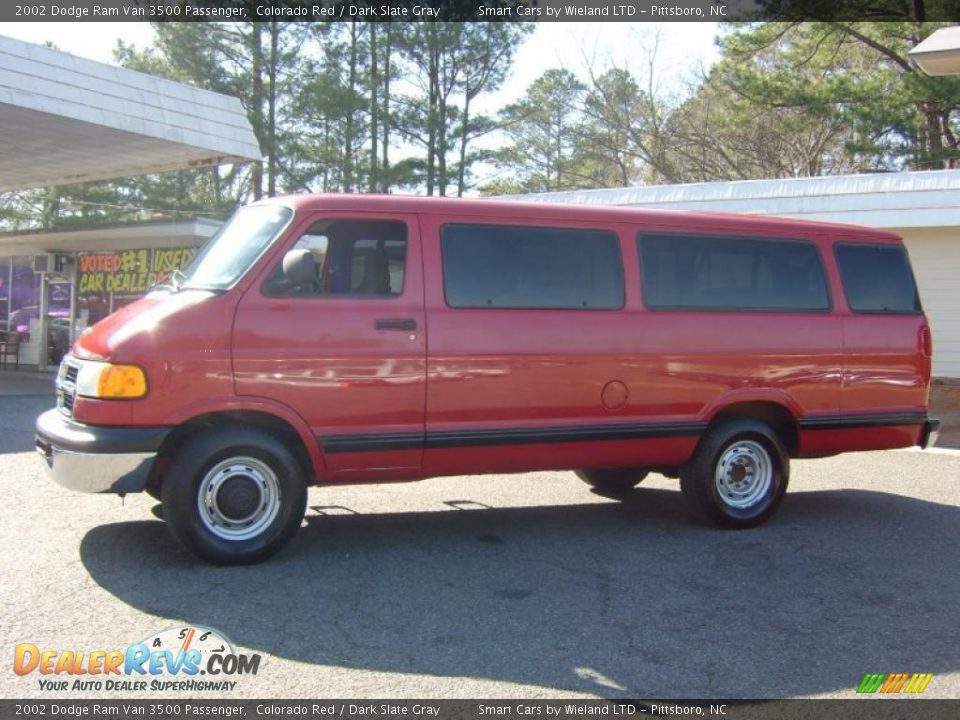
[36,195,940,563]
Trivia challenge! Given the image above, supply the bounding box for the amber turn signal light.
[95,365,148,399]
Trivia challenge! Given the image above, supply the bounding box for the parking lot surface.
[1,389,959,700]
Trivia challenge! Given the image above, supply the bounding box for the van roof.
[261,193,902,242]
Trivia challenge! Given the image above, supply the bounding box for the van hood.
[72,289,222,362]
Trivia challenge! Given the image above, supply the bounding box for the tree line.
[1,19,958,231]
[489,22,960,194]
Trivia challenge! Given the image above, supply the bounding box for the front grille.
[59,391,75,413]
[56,358,80,417]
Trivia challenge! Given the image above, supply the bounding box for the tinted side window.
[264,220,406,297]
[441,224,624,310]
[638,234,830,311]
[835,243,921,314]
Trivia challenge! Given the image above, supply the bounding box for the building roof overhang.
[0,35,261,192]
[0,217,221,257]
[504,170,960,230]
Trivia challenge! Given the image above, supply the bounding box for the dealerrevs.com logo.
[13,626,260,693]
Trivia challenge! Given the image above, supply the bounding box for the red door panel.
[232,212,426,478]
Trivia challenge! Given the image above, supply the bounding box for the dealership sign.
[77,248,195,296]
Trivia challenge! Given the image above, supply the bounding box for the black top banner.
[4,0,960,22]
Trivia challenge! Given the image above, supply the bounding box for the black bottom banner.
[1,700,958,720]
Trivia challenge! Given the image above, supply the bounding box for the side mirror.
[281,249,318,287]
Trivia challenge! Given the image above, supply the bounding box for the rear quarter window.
[834,243,921,314]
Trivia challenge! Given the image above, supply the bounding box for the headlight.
[75,362,148,399]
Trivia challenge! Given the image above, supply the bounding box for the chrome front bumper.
[35,409,171,494]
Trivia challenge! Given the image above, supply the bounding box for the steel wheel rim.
[715,439,772,510]
[197,456,281,541]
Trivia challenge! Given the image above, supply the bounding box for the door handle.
[375,318,417,331]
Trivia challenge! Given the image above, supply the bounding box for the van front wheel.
[575,468,648,493]
[161,426,308,565]
[680,419,788,528]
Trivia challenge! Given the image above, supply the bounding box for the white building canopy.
[506,170,960,230]
[0,35,261,192]
[0,217,222,258]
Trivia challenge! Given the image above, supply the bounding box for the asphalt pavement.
[1,387,958,700]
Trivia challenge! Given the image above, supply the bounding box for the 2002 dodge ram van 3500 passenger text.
[36,195,941,564]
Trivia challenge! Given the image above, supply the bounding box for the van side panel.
[825,314,929,452]
[797,238,930,456]
[420,215,844,475]
[795,314,929,456]
[842,314,929,411]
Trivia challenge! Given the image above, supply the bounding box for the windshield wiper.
[151,268,189,293]
[171,268,187,290]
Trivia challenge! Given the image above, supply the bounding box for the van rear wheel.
[575,468,648,493]
[680,418,788,528]
[161,426,307,565]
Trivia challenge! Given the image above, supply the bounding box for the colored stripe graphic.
[857,673,885,693]
[857,672,933,694]
[905,673,934,694]
[882,673,908,693]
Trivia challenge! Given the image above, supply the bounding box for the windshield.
[180,205,294,290]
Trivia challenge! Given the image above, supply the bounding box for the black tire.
[160,425,308,565]
[679,418,789,529]
[575,468,648,493]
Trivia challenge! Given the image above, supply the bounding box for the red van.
[36,195,940,564]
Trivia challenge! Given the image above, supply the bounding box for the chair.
[357,246,391,295]
[1,330,20,369]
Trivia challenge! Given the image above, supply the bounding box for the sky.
[498,22,720,106]
[0,21,721,104]
[0,21,722,190]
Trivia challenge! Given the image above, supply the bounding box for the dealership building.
[0,35,259,369]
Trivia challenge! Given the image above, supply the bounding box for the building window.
[9,257,42,340]
[0,258,10,332]
[76,247,197,327]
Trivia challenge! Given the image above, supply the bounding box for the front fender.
[158,395,328,481]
